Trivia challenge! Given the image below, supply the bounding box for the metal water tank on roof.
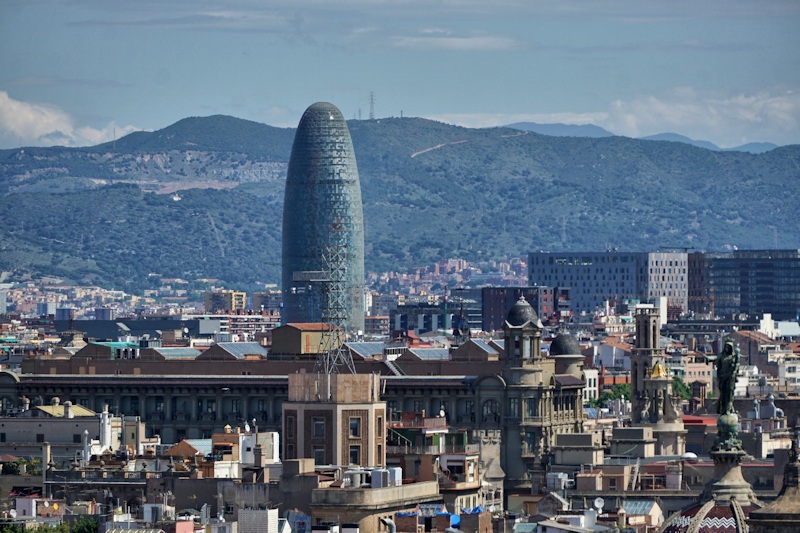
[344,469,363,488]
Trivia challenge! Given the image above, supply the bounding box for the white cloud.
[392,33,521,51]
[429,89,800,147]
[260,105,297,128]
[601,88,800,147]
[0,91,138,148]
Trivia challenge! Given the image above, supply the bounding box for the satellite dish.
[43,501,50,508]
[9,510,17,518]
[594,497,604,512]
[53,503,59,511]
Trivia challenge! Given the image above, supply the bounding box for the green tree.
[672,376,692,401]
[1,460,20,475]
[588,383,631,408]
[70,516,99,533]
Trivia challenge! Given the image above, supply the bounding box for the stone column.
[190,391,199,421]
[164,391,173,421]
[241,389,249,422]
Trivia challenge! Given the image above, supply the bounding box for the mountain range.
[0,114,798,292]
[505,122,779,153]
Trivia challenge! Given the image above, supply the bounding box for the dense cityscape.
[2,1,800,532]
[0,97,799,533]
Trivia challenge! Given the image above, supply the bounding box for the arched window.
[482,399,500,422]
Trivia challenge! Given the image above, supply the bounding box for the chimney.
[82,429,90,466]
[254,444,265,468]
[42,442,51,486]
[100,406,111,451]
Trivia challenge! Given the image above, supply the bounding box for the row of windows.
[292,416,385,440]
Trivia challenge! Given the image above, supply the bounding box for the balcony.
[389,415,448,430]
[437,469,479,489]
[520,416,548,426]
[387,444,479,456]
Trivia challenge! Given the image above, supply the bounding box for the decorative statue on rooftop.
[706,338,742,450]
[707,339,740,416]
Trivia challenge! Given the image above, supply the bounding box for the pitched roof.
[778,321,800,337]
[286,323,337,331]
[471,339,500,355]
[621,500,656,515]
[408,348,450,361]
[346,342,386,359]
[35,404,96,417]
[214,342,267,359]
[183,439,213,456]
[155,346,201,359]
[555,375,584,387]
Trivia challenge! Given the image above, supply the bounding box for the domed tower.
[503,296,544,372]
[282,102,365,333]
[549,333,584,378]
[500,297,554,489]
[748,430,800,532]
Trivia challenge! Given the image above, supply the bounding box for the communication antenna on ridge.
[369,92,375,120]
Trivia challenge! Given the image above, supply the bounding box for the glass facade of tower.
[281,102,365,332]
[706,249,800,320]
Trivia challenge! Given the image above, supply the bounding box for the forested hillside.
[1,115,798,291]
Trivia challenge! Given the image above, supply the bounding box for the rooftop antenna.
[369,92,375,120]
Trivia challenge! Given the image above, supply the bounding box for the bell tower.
[630,305,685,455]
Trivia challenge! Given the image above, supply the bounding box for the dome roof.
[549,334,582,356]
[748,447,800,530]
[660,499,759,533]
[505,297,539,327]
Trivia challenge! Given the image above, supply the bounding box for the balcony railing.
[387,444,479,455]
[389,416,448,429]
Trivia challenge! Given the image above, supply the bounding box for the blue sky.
[1,0,798,149]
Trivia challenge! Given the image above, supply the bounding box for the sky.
[1,0,799,150]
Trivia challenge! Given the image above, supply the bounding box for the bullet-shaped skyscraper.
[282,102,365,333]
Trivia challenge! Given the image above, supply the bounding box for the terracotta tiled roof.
[286,323,337,331]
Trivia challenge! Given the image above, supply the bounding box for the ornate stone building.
[0,298,586,499]
[493,297,585,492]
[630,306,686,455]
